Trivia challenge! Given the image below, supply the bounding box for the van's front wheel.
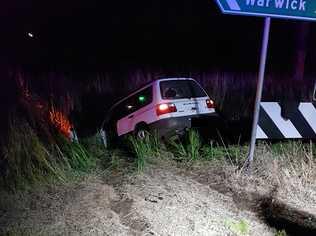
[135,124,149,140]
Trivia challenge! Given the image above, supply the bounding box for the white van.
[104,78,217,139]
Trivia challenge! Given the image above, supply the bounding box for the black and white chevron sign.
[256,102,316,139]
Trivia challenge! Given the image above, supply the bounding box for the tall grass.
[0,118,98,191]
[168,129,248,164]
[168,130,202,162]
[128,133,161,172]
[55,137,96,172]
[1,119,62,189]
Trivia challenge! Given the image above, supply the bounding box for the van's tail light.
[156,103,177,116]
[206,99,215,109]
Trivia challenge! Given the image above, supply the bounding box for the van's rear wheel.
[135,124,149,140]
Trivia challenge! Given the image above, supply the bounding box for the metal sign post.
[214,0,316,166]
[247,17,271,166]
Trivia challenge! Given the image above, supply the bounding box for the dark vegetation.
[0,65,315,190]
[3,67,315,136]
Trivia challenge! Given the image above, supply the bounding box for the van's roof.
[109,78,196,111]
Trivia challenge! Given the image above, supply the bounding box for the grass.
[107,150,124,170]
[1,121,316,235]
[168,130,202,162]
[3,115,316,205]
[55,135,96,172]
[250,141,316,207]
[80,131,108,159]
[1,118,63,190]
[167,129,248,165]
[275,230,287,236]
[166,132,316,214]
[127,132,161,172]
[0,118,100,191]
[225,219,250,236]
[2,114,316,211]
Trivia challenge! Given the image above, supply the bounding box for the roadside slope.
[0,161,274,236]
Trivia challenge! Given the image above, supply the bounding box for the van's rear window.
[160,80,207,99]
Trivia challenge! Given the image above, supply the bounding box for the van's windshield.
[160,80,207,99]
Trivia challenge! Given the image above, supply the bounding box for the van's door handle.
[128,115,134,119]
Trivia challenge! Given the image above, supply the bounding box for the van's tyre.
[135,124,149,140]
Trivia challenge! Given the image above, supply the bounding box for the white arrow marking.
[261,103,302,138]
[299,103,316,134]
[226,0,241,10]
[256,126,268,139]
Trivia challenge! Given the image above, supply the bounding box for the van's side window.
[112,86,153,121]
[125,86,153,113]
[136,86,153,109]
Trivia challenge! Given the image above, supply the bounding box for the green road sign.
[216,0,316,21]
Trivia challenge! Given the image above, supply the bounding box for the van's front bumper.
[149,113,220,138]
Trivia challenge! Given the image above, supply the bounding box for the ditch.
[194,171,316,236]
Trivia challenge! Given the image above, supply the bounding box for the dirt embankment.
[189,163,316,236]
[0,160,277,236]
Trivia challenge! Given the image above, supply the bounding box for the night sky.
[1,0,316,74]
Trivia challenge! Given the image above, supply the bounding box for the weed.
[128,135,151,172]
[127,132,162,172]
[200,144,226,161]
[168,129,247,164]
[56,135,96,172]
[168,138,188,161]
[149,130,162,158]
[225,219,250,236]
[275,230,287,236]
[168,129,202,162]
[187,129,202,161]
